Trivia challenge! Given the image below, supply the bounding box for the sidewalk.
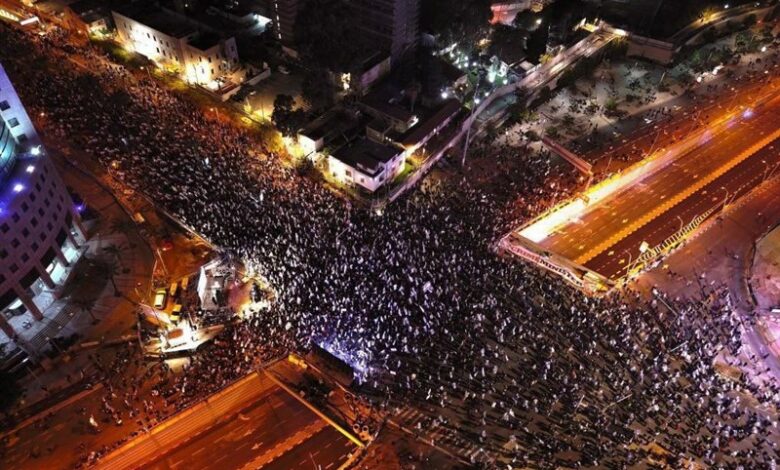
[3,148,156,415]
[750,223,780,311]
[633,174,780,380]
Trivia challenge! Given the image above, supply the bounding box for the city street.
[144,382,354,470]
[528,88,780,277]
[587,140,780,279]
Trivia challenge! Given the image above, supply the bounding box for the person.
[1,23,779,468]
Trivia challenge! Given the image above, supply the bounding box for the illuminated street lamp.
[639,241,650,254]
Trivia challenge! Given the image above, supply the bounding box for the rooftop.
[332,138,401,177]
[114,6,196,39]
[67,0,103,15]
[361,89,415,124]
[400,99,462,148]
[188,31,221,51]
[299,109,360,144]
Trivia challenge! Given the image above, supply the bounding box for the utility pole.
[461,73,483,167]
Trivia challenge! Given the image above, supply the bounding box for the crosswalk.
[390,407,493,464]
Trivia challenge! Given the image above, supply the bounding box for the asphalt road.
[579,76,777,169]
[538,98,780,265]
[586,139,780,279]
[144,384,354,470]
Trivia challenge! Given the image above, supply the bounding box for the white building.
[328,138,406,193]
[112,7,240,88]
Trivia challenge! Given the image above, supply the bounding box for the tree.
[102,243,126,269]
[422,0,491,45]
[0,371,22,414]
[702,27,717,44]
[301,68,334,112]
[72,296,99,324]
[294,0,364,71]
[604,98,619,116]
[258,124,285,156]
[742,14,757,29]
[272,94,306,138]
[109,217,135,236]
[525,25,549,63]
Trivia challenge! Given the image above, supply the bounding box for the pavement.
[750,224,780,311]
[632,170,780,381]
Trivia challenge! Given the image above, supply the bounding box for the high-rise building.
[351,0,419,64]
[268,0,302,48]
[0,63,85,338]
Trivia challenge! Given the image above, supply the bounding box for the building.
[328,138,406,193]
[62,0,112,36]
[490,0,553,25]
[112,6,240,88]
[298,108,361,159]
[399,98,461,154]
[0,63,85,338]
[351,0,419,63]
[360,89,419,134]
[267,0,301,50]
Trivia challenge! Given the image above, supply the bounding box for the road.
[143,383,354,470]
[586,139,780,279]
[535,95,780,269]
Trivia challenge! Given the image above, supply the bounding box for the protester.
[1,25,779,469]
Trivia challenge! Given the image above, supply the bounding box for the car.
[153,288,168,309]
[160,237,174,251]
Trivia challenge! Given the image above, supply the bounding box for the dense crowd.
[2,24,780,469]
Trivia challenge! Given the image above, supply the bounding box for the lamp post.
[461,72,483,167]
[623,249,633,275]
[720,186,730,212]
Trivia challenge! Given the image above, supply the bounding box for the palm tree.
[107,261,122,298]
[71,296,98,324]
[102,243,127,269]
[109,217,135,236]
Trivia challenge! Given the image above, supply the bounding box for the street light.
[676,215,684,232]
[720,186,730,212]
[623,249,633,273]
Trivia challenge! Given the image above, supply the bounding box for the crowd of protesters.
[2,24,780,469]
